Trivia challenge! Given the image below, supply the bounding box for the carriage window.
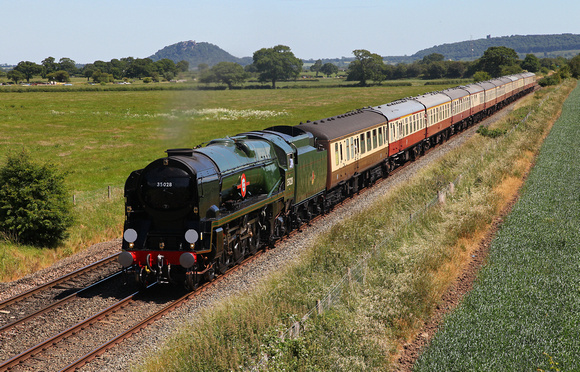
[372,129,377,149]
[379,127,383,146]
[351,138,354,158]
[346,140,350,161]
[335,143,339,166]
[366,131,371,151]
[340,143,343,162]
[360,134,365,154]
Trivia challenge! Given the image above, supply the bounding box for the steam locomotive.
[118,72,537,289]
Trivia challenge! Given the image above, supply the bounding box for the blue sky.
[2,0,579,65]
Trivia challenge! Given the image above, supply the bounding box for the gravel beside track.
[1,106,515,371]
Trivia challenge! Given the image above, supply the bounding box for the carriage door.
[353,136,360,171]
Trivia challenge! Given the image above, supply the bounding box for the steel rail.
[0,271,124,333]
[0,288,142,371]
[59,252,265,372]
[0,253,119,310]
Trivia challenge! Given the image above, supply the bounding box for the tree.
[81,64,96,81]
[252,45,303,88]
[91,69,113,83]
[58,58,77,75]
[0,150,73,247]
[405,62,422,79]
[446,61,466,78]
[569,54,580,79]
[197,63,210,72]
[477,46,519,78]
[392,63,407,80]
[7,70,25,84]
[198,69,216,85]
[473,71,491,82]
[310,59,322,77]
[500,64,523,76]
[47,70,70,83]
[521,54,541,73]
[176,60,189,72]
[211,62,249,89]
[346,49,385,85]
[126,58,153,79]
[154,58,177,74]
[41,57,58,78]
[425,61,446,79]
[14,61,43,82]
[421,53,445,64]
[320,62,339,77]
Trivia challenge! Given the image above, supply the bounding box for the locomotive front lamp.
[185,229,199,244]
[124,228,138,243]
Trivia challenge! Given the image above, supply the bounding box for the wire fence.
[279,173,463,342]
[71,185,124,205]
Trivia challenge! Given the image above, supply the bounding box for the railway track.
[0,252,263,371]
[0,254,119,328]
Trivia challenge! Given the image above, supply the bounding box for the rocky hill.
[148,40,253,68]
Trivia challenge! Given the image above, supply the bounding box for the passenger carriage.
[370,99,425,163]
[413,92,452,146]
[441,87,472,133]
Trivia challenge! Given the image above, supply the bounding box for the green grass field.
[414,82,580,370]
[0,83,457,281]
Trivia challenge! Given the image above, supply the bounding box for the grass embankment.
[138,81,576,371]
[414,82,580,370]
[0,84,456,282]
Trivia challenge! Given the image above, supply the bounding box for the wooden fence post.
[438,190,446,204]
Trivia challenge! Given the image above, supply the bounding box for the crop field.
[138,81,577,371]
[0,83,456,280]
[415,83,580,370]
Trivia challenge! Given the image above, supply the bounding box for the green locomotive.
[119,125,326,289]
